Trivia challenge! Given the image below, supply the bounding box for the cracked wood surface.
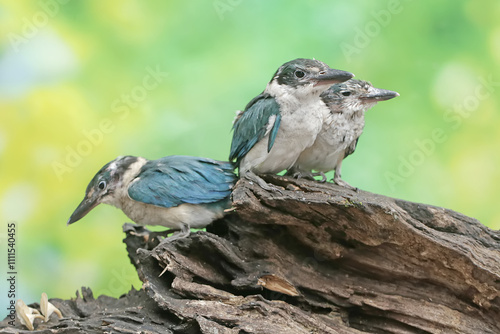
[2,176,500,333]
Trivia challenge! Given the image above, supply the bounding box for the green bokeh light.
[1,0,499,318]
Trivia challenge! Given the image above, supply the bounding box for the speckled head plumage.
[321,79,399,113]
[67,155,236,236]
[67,156,139,225]
[270,58,354,90]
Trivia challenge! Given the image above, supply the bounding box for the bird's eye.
[98,181,106,190]
[294,70,305,78]
[342,91,351,96]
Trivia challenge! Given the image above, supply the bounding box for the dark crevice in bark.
[2,175,499,333]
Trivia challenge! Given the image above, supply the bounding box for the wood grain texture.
[2,176,499,333]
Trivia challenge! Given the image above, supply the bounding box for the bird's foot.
[123,223,176,248]
[314,172,327,183]
[244,171,284,193]
[148,229,176,242]
[286,169,327,183]
[156,224,191,246]
[333,177,357,191]
[288,171,315,181]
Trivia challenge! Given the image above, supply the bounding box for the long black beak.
[315,68,354,86]
[362,87,399,102]
[67,196,99,225]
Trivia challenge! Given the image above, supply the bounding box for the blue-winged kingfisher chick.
[290,79,399,189]
[229,58,354,190]
[67,155,236,243]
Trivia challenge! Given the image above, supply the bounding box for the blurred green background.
[1,0,499,318]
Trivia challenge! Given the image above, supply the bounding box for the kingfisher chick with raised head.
[229,58,354,190]
[290,79,399,189]
[68,155,236,243]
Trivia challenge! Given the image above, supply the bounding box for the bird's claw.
[244,172,284,194]
[286,169,316,181]
[333,177,357,191]
[156,224,191,246]
[315,172,327,183]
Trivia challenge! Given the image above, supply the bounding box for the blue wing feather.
[268,112,281,153]
[229,93,281,163]
[128,156,236,208]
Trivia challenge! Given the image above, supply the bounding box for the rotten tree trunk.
[2,176,500,333]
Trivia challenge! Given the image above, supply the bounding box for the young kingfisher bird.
[229,58,354,190]
[67,155,236,243]
[289,79,399,189]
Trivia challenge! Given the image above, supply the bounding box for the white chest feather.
[295,105,367,172]
[118,200,225,230]
[239,82,329,175]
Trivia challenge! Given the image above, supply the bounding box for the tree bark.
[2,176,500,333]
